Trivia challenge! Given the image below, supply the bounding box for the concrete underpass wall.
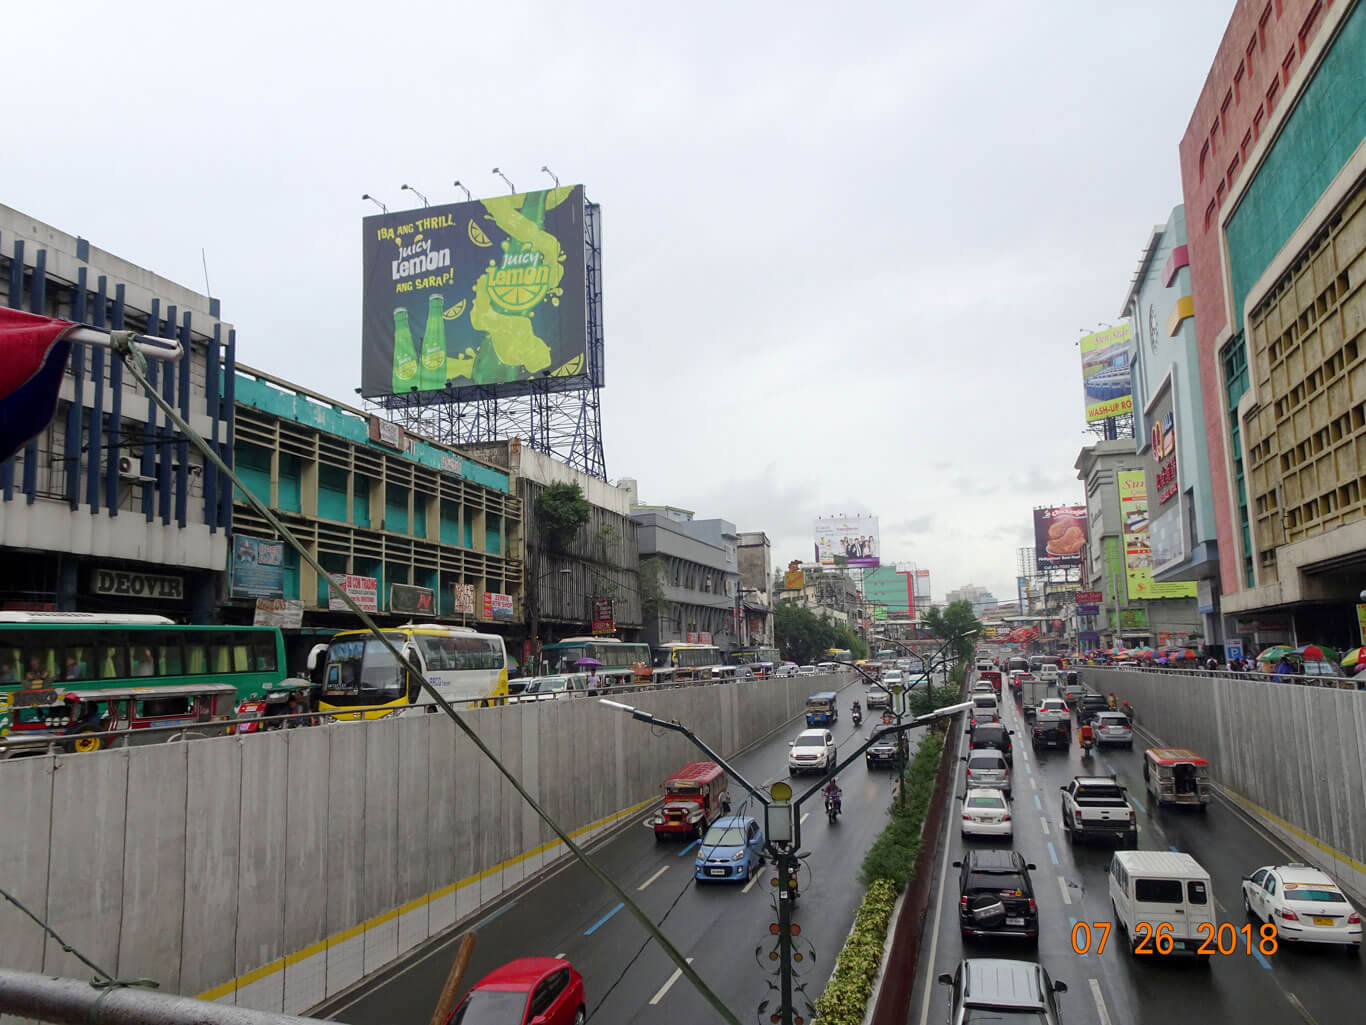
[0,672,842,1017]
[1085,668,1366,898]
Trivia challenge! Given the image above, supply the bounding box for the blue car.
[693,815,765,883]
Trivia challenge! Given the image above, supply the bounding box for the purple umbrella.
[574,657,603,668]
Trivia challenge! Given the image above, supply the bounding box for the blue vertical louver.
[21,248,47,503]
[176,311,191,527]
[106,284,125,516]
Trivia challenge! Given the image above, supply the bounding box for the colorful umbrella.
[1293,644,1336,662]
[1256,645,1294,662]
[1341,647,1366,668]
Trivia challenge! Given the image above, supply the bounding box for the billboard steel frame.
[376,201,607,479]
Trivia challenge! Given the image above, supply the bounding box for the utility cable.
[108,336,742,1025]
[0,886,157,991]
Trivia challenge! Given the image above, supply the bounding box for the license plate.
[1313,916,1334,926]
[1005,916,1025,926]
[708,868,727,877]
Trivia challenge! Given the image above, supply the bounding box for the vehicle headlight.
[321,715,340,725]
[731,850,746,861]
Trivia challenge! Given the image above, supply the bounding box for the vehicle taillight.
[1276,907,1299,921]
[960,895,969,909]
[965,769,972,776]
[1348,912,1361,924]
[962,814,971,821]
[1002,814,1011,822]
[1028,898,1037,913]
[1128,810,1135,821]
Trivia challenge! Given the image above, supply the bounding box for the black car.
[954,850,1039,945]
[1076,693,1111,724]
[967,722,1014,764]
[865,730,909,769]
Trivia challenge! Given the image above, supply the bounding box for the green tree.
[535,482,591,552]
[775,603,835,665]
[834,625,868,660]
[939,600,983,661]
[638,556,668,617]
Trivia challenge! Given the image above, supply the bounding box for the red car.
[448,957,585,1025]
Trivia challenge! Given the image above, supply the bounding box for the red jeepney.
[649,761,730,840]
[978,670,1003,695]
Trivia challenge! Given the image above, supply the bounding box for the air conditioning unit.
[117,456,154,484]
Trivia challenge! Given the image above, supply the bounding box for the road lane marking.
[800,812,810,824]
[1040,816,1050,835]
[1089,979,1113,1025]
[742,872,759,894]
[1029,775,1038,790]
[678,839,700,856]
[916,754,962,1025]
[1057,876,1071,905]
[648,957,695,1005]
[1128,792,1146,813]
[555,952,566,959]
[1033,794,1042,811]
[1286,992,1323,1024]
[583,902,624,935]
[1168,844,1179,852]
[1024,761,1032,775]
[1067,917,1087,957]
[1047,841,1059,865]
[638,865,669,891]
[1252,947,1272,970]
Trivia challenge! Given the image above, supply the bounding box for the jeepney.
[1143,747,1212,808]
[650,761,731,840]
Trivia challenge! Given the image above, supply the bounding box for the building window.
[1210,118,1219,154]
[1241,130,1253,161]
[1266,75,1280,114]
[1298,0,1322,54]
[1216,180,1226,207]
[1204,199,1218,232]
[1234,62,1245,103]
[1281,44,1297,84]
[1253,106,1264,140]
[1221,91,1232,126]
[1247,36,1257,74]
[1199,141,1210,182]
[1227,153,1242,189]
[1258,4,1271,51]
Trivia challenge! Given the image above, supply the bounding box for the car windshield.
[793,736,824,748]
[449,989,529,1024]
[1097,715,1128,726]
[963,1009,1048,1023]
[967,871,1027,893]
[702,827,746,846]
[966,794,1005,809]
[1284,887,1347,903]
[969,756,1004,770]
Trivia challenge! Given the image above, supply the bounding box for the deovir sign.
[91,570,183,600]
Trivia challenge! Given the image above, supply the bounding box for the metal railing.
[1083,663,1364,691]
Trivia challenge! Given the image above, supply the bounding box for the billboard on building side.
[815,515,880,567]
[1033,505,1086,569]
[1117,470,1198,600]
[361,187,590,401]
[1080,324,1134,422]
[231,536,285,599]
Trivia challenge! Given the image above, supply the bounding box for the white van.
[969,692,1000,724]
[1109,851,1215,959]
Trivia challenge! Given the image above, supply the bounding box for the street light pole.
[601,698,969,1025]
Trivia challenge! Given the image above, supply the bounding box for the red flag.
[0,308,77,463]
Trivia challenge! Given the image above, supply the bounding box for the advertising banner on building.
[863,566,911,615]
[253,598,304,629]
[783,569,805,591]
[1033,505,1086,569]
[482,591,515,622]
[360,187,589,401]
[1145,386,1188,574]
[328,574,379,612]
[1117,470,1198,600]
[1080,324,1134,422]
[391,583,437,616]
[231,536,285,599]
[814,515,880,567]
[1075,591,1103,604]
[591,598,615,635]
[451,582,475,616]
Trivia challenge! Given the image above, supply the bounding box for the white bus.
[316,624,509,719]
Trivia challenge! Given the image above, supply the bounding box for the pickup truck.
[1059,776,1138,846]
[1031,699,1071,750]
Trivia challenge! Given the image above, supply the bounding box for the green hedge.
[813,732,947,1023]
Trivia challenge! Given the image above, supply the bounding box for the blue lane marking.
[1033,794,1042,811]
[1024,761,1033,776]
[583,902,624,936]
[1252,947,1272,970]
[1104,761,1116,776]
[475,900,516,930]
[1067,917,1089,957]
[1169,844,1179,852]
[1129,792,1146,814]
[679,839,700,856]
[1047,841,1059,865]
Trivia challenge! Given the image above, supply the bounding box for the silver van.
[963,749,1012,800]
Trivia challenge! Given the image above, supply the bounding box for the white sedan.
[959,788,1012,838]
[1242,864,1362,952]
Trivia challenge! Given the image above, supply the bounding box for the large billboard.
[1080,324,1134,422]
[361,187,589,400]
[1033,505,1086,569]
[1144,386,1186,574]
[1117,470,1198,600]
[815,515,880,568]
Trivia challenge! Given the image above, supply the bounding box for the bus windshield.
[322,635,406,706]
[728,647,780,666]
[541,641,650,673]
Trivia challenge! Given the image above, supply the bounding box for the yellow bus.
[651,642,727,682]
[316,624,509,719]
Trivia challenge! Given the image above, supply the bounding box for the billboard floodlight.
[361,193,387,214]
[400,184,430,208]
[451,180,471,201]
[540,165,560,188]
[492,167,515,193]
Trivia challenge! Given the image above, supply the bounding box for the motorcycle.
[851,708,863,727]
[825,793,842,823]
[1080,736,1095,760]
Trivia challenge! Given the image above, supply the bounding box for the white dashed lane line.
[637,865,669,891]
[648,958,694,1005]
[1089,979,1114,1025]
[1057,876,1072,905]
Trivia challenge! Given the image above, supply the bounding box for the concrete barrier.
[0,672,848,1017]
[1085,667,1366,899]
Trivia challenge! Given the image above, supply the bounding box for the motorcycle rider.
[822,778,843,815]
[1078,720,1096,753]
[851,700,861,717]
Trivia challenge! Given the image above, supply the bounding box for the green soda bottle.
[391,307,419,392]
[419,294,447,391]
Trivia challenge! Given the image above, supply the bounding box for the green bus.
[0,612,288,710]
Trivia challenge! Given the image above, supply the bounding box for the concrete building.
[1076,439,1203,648]
[630,501,741,651]
[736,530,774,646]
[1,205,234,620]
[461,443,642,654]
[773,565,861,632]
[228,366,523,664]
[945,584,998,615]
[1178,0,1361,651]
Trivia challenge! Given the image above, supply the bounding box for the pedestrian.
[586,665,601,695]
[1273,656,1294,683]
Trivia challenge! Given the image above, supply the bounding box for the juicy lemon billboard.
[361,186,590,400]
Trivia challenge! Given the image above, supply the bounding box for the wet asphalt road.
[908,680,1364,1025]
[324,673,924,1025]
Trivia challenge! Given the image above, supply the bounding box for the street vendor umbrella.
[1256,645,1294,662]
[1156,657,1169,664]
[0,309,78,462]
[573,657,603,667]
[1293,644,1336,662]
[1341,647,1366,668]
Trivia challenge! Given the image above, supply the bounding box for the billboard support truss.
[375,201,607,479]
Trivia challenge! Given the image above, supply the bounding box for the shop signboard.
[482,591,515,622]
[391,583,437,616]
[91,569,184,600]
[231,536,286,599]
[1118,607,1148,630]
[451,582,476,616]
[1076,604,1100,616]
[328,574,379,612]
[1075,591,1103,604]
[253,599,304,629]
[1117,471,1198,600]
[591,597,615,635]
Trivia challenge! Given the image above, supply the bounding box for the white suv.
[788,729,836,775]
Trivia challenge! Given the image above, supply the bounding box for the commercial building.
[1,205,233,620]
[773,565,861,632]
[863,565,915,624]
[1076,440,1203,648]
[736,531,774,646]
[1179,0,1364,650]
[228,366,523,664]
[461,442,642,655]
[1121,206,1223,640]
[630,501,741,650]
[945,583,998,615]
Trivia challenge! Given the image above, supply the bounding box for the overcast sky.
[9,1,1236,604]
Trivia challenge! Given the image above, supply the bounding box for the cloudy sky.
[9,0,1235,604]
